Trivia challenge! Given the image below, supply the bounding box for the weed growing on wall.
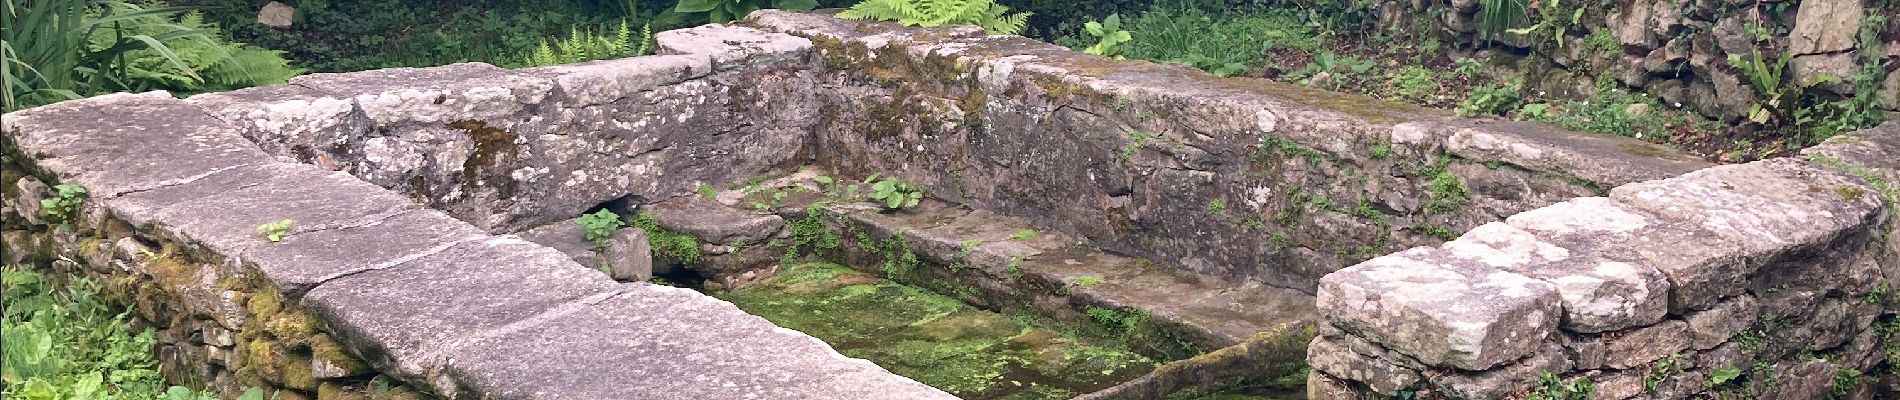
[628,212,702,264]
[254,219,293,243]
[37,184,85,228]
[675,0,817,23]
[574,209,625,250]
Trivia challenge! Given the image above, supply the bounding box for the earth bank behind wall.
[742,10,1713,291]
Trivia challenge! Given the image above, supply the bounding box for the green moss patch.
[716,262,1155,399]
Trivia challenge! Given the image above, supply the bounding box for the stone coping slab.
[2,91,951,399]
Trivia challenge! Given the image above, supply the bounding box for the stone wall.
[742,10,1711,291]
[1391,0,1898,121]
[1,91,952,399]
[1308,123,1900,398]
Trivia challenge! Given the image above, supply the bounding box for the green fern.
[522,20,653,67]
[836,0,1030,35]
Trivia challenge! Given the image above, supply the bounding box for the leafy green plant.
[1080,14,1132,58]
[1115,6,1309,77]
[1727,47,1791,124]
[675,0,817,23]
[1829,369,1862,399]
[2,0,299,111]
[1067,275,1103,287]
[1644,353,1682,393]
[1475,0,1529,42]
[1205,199,1225,216]
[864,174,924,210]
[575,209,626,250]
[1707,365,1742,388]
[522,20,653,67]
[1526,371,1594,400]
[1009,229,1037,240]
[1388,66,1438,102]
[836,0,1031,35]
[36,184,85,227]
[255,219,293,243]
[1456,81,1523,117]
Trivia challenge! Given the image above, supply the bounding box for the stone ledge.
[3,91,952,399]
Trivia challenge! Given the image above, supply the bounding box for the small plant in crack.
[39,183,86,228]
[575,209,625,250]
[864,173,923,210]
[1009,229,1037,240]
[255,219,294,243]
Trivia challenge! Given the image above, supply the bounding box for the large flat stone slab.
[1317,247,1561,370]
[2,92,273,198]
[442,284,955,400]
[301,236,617,384]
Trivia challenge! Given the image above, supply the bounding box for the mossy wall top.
[742,10,1711,291]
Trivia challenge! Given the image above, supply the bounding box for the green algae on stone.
[715,262,1154,399]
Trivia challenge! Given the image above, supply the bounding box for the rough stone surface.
[443,285,952,400]
[516,220,654,282]
[256,1,293,28]
[1788,0,1862,55]
[644,196,785,245]
[1317,247,1560,370]
[1441,221,1671,333]
[1305,335,1421,395]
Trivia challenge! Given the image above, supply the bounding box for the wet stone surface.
[714,262,1156,399]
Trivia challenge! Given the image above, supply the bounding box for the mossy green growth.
[1417,157,1471,214]
[716,262,1154,399]
[627,212,701,264]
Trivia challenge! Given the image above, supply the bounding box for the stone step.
[664,170,1319,361]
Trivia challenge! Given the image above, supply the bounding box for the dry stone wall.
[1309,123,1900,398]
[1391,0,1899,122]
[741,10,1711,291]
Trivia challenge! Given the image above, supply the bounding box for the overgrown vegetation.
[36,184,85,229]
[835,0,1031,35]
[628,211,702,264]
[574,209,625,249]
[1,266,238,399]
[3,0,299,111]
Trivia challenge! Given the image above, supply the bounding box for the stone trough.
[2,9,1895,400]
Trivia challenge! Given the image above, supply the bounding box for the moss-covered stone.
[266,308,322,340]
[715,262,1153,399]
[309,334,373,377]
[317,381,372,400]
[279,351,319,390]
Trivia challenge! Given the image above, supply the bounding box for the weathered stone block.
[1317,247,1561,370]
[644,196,786,245]
[1683,294,1757,350]
[1443,220,1671,333]
[656,24,814,71]
[1583,319,1691,369]
[516,220,654,282]
[1427,341,1575,399]
[1306,335,1423,395]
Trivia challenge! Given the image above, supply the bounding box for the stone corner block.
[1317,247,1561,370]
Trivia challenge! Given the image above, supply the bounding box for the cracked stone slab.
[1,91,274,198]
[1452,215,1671,333]
[130,163,423,276]
[243,209,486,297]
[522,55,714,108]
[644,196,786,245]
[442,284,955,400]
[1306,335,1422,395]
[1610,158,1884,259]
[1317,247,1561,370]
[655,24,814,71]
[302,235,617,386]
